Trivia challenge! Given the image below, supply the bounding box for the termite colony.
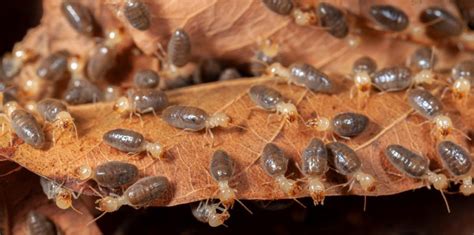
[0,0,473,230]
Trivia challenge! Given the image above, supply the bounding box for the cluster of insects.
[0,0,473,230]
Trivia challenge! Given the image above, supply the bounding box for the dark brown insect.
[301,138,328,205]
[134,69,160,88]
[76,161,139,188]
[306,112,369,139]
[123,0,151,31]
[61,0,95,36]
[103,128,164,159]
[419,7,463,39]
[161,105,230,131]
[455,0,474,30]
[26,211,58,235]
[262,0,293,15]
[167,28,191,68]
[288,63,333,93]
[326,142,375,191]
[260,143,297,196]
[248,84,298,120]
[384,144,448,190]
[9,108,45,149]
[369,5,409,32]
[36,50,69,81]
[97,176,170,212]
[371,66,412,91]
[192,200,230,227]
[64,78,103,105]
[218,68,241,81]
[113,89,169,115]
[316,2,349,38]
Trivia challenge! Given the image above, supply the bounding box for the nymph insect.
[133,69,160,88]
[266,63,333,93]
[75,161,139,188]
[5,101,45,149]
[40,177,79,211]
[113,88,169,117]
[250,38,279,76]
[419,7,463,39]
[103,128,164,159]
[37,98,77,141]
[61,0,95,36]
[123,0,151,31]
[1,43,35,79]
[369,5,409,32]
[27,211,59,235]
[371,66,412,92]
[316,2,349,39]
[86,29,124,81]
[326,142,375,192]
[260,143,298,196]
[306,112,369,140]
[36,50,69,81]
[261,0,316,26]
[248,84,298,122]
[450,60,473,101]
[437,141,473,196]
[349,56,377,106]
[64,56,103,104]
[191,200,230,227]
[300,138,329,205]
[407,46,438,87]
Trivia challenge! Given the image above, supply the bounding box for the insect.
[266,63,333,93]
[191,200,230,227]
[75,161,139,188]
[64,56,103,104]
[451,60,473,101]
[61,0,95,36]
[5,102,45,149]
[248,84,298,122]
[103,128,164,159]
[384,144,448,191]
[369,5,409,32]
[36,50,69,81]
[26,211,58,235]
[123,0,151,31]
[326,142,375,192]
[40,177,79,211]
[113,88,169,117]
[371,66,412,92]
[316,2,349,39]
[300,138,329,205]
[419,7,463,39]
[260,143,298,196]
[86,29,124,81]
[349,56,377,106]
[407,89,462,139]
[261,0,315,26]
[37,98,77,141]
[133,69,160,88]
[436,141,473,196]
[306,112,369,140]
[407,46,438,87]
[250,38,280,76]
[218,68,241,81]
[96,176,170,212]
[1,43,36,79]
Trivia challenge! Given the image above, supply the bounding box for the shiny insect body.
[306,112,369,140]
[369,5,409,32]
[5,101,45,149]
[86,29,124,81]
[260,143,298,196]
[40,177,79,211]
[26,211,58,235]
[437,141,473,196]
[113,88,169,117]
[103,128,164,159]
[192,200,230,227]
[248,84,299,122]
[76,161,139,188]
[61,0,95,36]
[300,138,329,205]
[266,63,333,93]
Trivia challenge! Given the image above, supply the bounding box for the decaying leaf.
[0,0,473,211]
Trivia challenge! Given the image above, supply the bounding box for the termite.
[40,177,79,211]
[419,7,463,39]
[26,211,59,235]
[96,176,170,212]
[450,60,473,101]
[113,88,169,117]
[122,0,151,31]
[133,69,160,89]
[306,112,369,140]
[316,2,349,39]
[37,98,77,141]
[407,46,438,87]
[36,50,69,82]
[371,66,412,92]
[61,0,95,36]
[266,63,333,93]
[86,29,124,81]
[260,143,298,196]
[407,89,463,139]
[1,43,35,79]
[261,0,316,26]
[103,128,164,159]
[326,142,375,192]
[248,84,298,122]
[64,56,103,104]
[437,141,473,196]
[191,200,230,227]
[75,161,139,188]
[349,56,377,106]
[300,138,329,205]
[369,5,409,32]
[5,101,45,149]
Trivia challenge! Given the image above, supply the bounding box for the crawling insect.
[122,0,151,31]
[40,177,78,211]
[103,128,164,159]
[369,5,409,32]
[37,98,77,141]
[248,84,298,121]
[316,2,349,39]
[191,200,230,227]
[1,43,36,79]
[326,142,375,192]
[133,69,160,88]
[64,56,103,104]
[260,143,298,196]
[26,211,58,235]
[86,29,124,81]
[266,63,333,93]
[61,0,95,36]
[306,112,369,140]
[300,138,329,205]
[437,141,473,196]
[75,161,139,188]
[451,60,473,100]
[408,89,462,139]
[97,176,170,212]
[261,0,316,26]
[371,66,412,92]
[420,7,463,39]
[5,101,45,149]
[408,46,438,87]
[36,50,69,81]
[349,56,377,106]
[250,38,280,76]
[385,144,448,191]
[113,88,169,117]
